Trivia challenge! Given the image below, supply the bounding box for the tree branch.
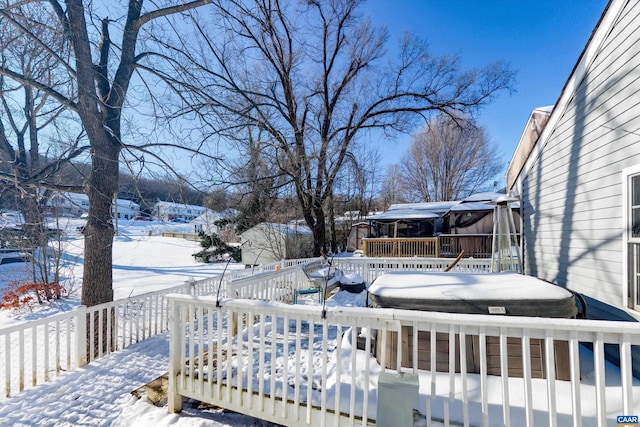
[0,66,76,111]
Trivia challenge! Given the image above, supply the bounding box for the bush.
[0,281,67,311]
[194,232,241,263]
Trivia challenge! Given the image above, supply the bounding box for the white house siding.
[153,202,207,222]
[522,1,640,319]
[46,192,139,219]
[240,223,313,266]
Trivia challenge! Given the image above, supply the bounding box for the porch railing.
[228,265,307,303]
[0,281,196,399]
[438,234,495,258]
[332,257,493,283]
[0,257,314,399]
[362,237,439,257]
[227,257,493,301]
[167,294,640,427]
[362,234,521,259]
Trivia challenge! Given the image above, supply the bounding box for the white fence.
[331,257,494,282]
[167,294,640,427]
[0,281,191,399]
[0,257,315,399]
[0,256,489,399]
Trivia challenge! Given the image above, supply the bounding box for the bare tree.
[398,113,503,202]
[227,126,286,234]
[0,4,81,293]
[343,145,382,218]
[174,0,514,255]
[329,145,381,250]
[380,163,409,208]
[0,0,212,307]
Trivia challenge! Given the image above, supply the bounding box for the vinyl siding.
[522,0,640,310]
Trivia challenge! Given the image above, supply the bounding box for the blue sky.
[364,0,609,183]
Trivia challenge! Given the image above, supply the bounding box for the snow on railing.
[0,257,311,399]
[0,281,194,398]
[228,266,307,303]
[333,257,493,283]
[167,294,640,427]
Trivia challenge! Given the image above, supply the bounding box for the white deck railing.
[167,294,640,427]
[0,257,313,399]
[0,280,193,398]
[226,257,493,302]
[332,257,493,282]
[228,266,307,303]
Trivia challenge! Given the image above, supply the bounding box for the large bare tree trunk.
[82,137,119,306]
[310,205,327,256]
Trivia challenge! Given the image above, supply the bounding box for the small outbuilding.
[240,223,314,266]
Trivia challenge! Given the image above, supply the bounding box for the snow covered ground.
[1,218,241,324]
[0,218,371,426]
[0,331,284,427]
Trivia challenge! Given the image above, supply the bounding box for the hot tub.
[368,271,578,380]
[368,271,578,318]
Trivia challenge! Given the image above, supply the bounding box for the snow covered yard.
[1,218,241,324]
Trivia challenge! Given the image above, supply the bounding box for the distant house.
[240,223,314,266]
[191,209,238,242]
[112,199,141,220]
[362,194,519,258]
[153,201,207,222]
[506,0,639,371]
[47,192,89,217]
[47,192,140,219]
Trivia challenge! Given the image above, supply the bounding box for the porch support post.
[168,298,183,413]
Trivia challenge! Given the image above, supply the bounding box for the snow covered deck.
[167,293,640,427]
[166,260,640,427]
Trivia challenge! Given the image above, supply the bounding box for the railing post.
[75,305,87,367]
[168,298,183,413]
[184,279,193,296]
[363,260,370,283]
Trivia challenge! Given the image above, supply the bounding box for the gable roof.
[507,0,620,193]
